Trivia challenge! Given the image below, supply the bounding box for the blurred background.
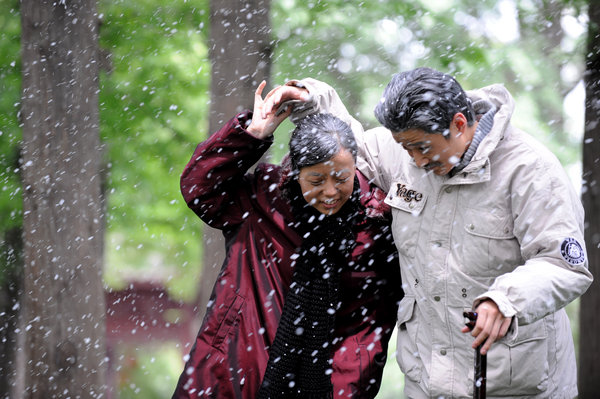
[1,0,598,397]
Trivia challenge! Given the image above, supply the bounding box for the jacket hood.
[463,84,515,172]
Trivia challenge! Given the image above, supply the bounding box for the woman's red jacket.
[172,112,402,399]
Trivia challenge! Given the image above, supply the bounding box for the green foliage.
[0,0,22,296]
[112,343,183,399]
[98,0,210,299]
[0,1,21,234]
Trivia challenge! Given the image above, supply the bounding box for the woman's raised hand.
[246,81,293,139]
[261,81,310,119]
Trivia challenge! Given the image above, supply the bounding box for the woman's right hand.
[246,81,293,139]
[261,81,310,119]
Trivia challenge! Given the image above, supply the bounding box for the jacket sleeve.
[180,111,274,229]
[287,78,393,192]
[476,153,593,326]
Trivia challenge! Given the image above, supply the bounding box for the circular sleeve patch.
[560,237,585,265]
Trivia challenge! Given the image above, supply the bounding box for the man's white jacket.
[290,78,593,398]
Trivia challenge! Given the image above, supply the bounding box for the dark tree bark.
[579,1,600,396]
[0,226,23,398]
[197,0,272,319]
[19,0,106,397]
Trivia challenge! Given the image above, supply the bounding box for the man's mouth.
[424,163,443,171]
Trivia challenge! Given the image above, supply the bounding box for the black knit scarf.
[257,177,363,399]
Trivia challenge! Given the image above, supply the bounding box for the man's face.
[392,117,470,176]
[392,113,476,176]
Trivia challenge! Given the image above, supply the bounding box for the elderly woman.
[171,82,401,399]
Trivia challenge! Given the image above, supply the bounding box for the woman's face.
[297,149,356,215]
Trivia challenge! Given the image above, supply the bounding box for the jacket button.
[434,296,441,302]
[444,186,452,193]
[440,349,447,356]
[468,223,475,231]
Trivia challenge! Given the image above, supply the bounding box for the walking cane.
[464,311,486,399]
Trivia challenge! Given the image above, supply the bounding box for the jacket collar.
[447,157,491,185]
[443,84,514,185]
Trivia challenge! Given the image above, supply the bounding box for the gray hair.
[373,67,475,137]
[289,113,357,174]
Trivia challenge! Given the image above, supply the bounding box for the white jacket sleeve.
[476,155,593,326]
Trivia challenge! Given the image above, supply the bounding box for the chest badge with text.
[386,181,427,215]
[393,183,424,203]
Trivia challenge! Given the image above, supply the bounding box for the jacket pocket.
[461,209,519,276]
[211,294,245,353]
[472,319,549,396]
[395,296,422,383]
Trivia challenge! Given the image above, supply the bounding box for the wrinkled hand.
[461,299,512,355]
[261,81,310,119]
[247,81,293,139]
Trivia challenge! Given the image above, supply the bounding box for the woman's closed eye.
[306,177,348,187]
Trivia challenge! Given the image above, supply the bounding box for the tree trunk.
[0,226,23,398]
[579,0,600,396]
[19,1,106,397]
[197,0,272,319]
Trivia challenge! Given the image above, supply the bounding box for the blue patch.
[560,238,585,265]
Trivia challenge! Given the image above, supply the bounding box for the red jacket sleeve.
[180,111,274,229]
